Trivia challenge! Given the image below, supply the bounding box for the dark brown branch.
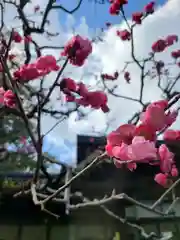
[52,0,83,14]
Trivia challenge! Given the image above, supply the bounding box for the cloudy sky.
[3,0,180,167]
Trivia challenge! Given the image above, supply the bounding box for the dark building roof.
[0,135,180,222]
[1,136,180,196]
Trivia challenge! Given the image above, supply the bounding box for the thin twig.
[31,152,107,205]
[151,178,180,209]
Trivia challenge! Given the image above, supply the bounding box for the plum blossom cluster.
[3,30,105,114]
[12,34,92,82]
[152,35,178,53]
[12,31,92,68]
[114,2,180,68]
[101,71,119,81]
[124,71,130,83]
[116,29,131,41]
[12,31,32,44]
[0,87,16,108]
[13,55,60,82]
[171,49,180,62]
[109,0,128,15]
[34,4,40,13]
[115,1,155,40]
[164,129,180,141]
[106,100,179,188]
[12,39,105,112]
[101,71,130,83]
[151,35,180,68]
[131,1,155,25]
[60,78,109,112]
[61,35,92,67]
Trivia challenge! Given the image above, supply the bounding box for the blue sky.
[57,0,166,28]
[8,135,76,169]
[42,136,76,166]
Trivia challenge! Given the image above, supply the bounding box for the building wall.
[0,224,125,240]
[1,221,180,240]
[0,205,128,240]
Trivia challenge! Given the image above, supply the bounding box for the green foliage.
[2,178,29,189]
[0,114,36,172]
[0,115,31,145]
[0,152,36,172]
